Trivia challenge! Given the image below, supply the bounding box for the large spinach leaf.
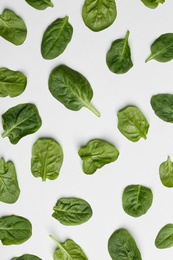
[48,64,100,117]
[117,105,149,142]
[41,16,73,59]
[106,31,133,74]
[52,197,93,225]
[141,0,165,9]
[11,255,41,260]
[1,103,42,144]
[159,156,173,187]
[78,139,119,174]
[155,224,173,249]
[108,229,142,260]
[82,0,117,32]
[122,184,153,217]
[25,0,54,10]
[0,158,20,204]
[0,215,32,245]
[31,138,63,181]
[0,9,27,45]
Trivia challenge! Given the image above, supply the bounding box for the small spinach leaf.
[11,254,41,260]
[1,103,42,144]
[25,0,54,10]
[78,139,119,174]
[117,106,149,142]
[48,64,100,117]
[155,224,173,249]
[31,138,63,181]
[41,16,73,60]
[141,0,165,9]
[122,184,153,217]
[106,31,133,74]
[159,156,173,187]
[52,197,93,225]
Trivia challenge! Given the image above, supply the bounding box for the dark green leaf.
[141,0,165,9]
[159,156,173,187]
[11,254,41,260]
[25,0,54,10]
[155,224,173,249]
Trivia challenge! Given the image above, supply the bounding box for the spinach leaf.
[150,94,173,122]
[0,158,20,204]
[82,0,117,32]
[78,139,119,174]
[146,33,173,62]
[122,184,153,217]
[0,9,27,45]
[159,156,173,187]
[25,0,54,10]
[106,31,133,74]
[48,64,100,117]
[11,255,41,260]
[155,224,173,249]
[117,105,149,142]
[141,0,165,9]
[52,197,93,225]
[31,138,63,181]
[108,228,142,260]
[0,215,32,245]
[50,234,88,260]
[41,16,73,60]
[0,67,27,97]
[1,103,42,144]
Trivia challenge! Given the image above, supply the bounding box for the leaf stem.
[145,55,153,63]
[85,103,101,117]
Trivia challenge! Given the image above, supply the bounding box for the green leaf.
[159,156,173,187]
[31,138,63,181]
[25,0,54,10]
[82,0,117,32]
[141,0,165,9]
[1,103,42,144]
[0,158,20,204]
[0,215,32,245]
[78,139,119,174]
[0,9,27,45]
[146,33,173,62]
[41,16,73,60]
[106,31,133,74]
[11,254,41,260]
[52,197,93,225]
[117,106,149,142]
[122,185,153,217]
[155,224,173,249]
[0,67,27,97]
[108,229,142,260]
[48,64,100,117]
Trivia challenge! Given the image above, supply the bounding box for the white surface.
[1,0,173,259]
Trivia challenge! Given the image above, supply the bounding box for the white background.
[1,0,173,259]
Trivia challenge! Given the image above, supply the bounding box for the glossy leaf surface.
[159,156,173,187]
[151,94,173,122]
[141,0,165,9]
[12,255,41,260]
[155,224,173,249]
[25,0,54,10]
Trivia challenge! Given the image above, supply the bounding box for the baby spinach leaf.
[25,0,54,10]
[117,105,149,142]
[0,9,27,45]
[82,0,117,32]
[146,33,173,62]
[50,234,88,260]
[78,139,119,174]
[0,67,27,97]
[141,0,165,9]
[155,224,173,249]
[106,31,133,74]
[52,197,93,225]
[48,64,100,117]
[31,138,63,181]
[0,158,20,204]
[159,156,173,187]
[108,228,142,260]
[11,254,41,260]
[1,103,42,144]
[0,215,32,245]
[150,94,173,122]
[41,16,73,60]
[122,184,153,217]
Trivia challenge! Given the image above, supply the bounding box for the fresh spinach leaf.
[0,158,20,204]
[146,33,173,62]
[50,234,88,260]
[11,255,41,260]
[48,64,100,117]
[108,228,142,260]
[25,0,54,10]
[141,0,165,9]
[1,103,42,144]
[159,156,173,187]
[41,16,73,59]
[52,197,93,225]
[106,31,133,74]
[122,184,153,217]
[0,215,32,245]
[0,67,27,97]
[155,224,173,249]
[117,105,149,142]
[31,138,63,181]
[82,0,117,32]
[0,9,27,45]
[78,139,119,174]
